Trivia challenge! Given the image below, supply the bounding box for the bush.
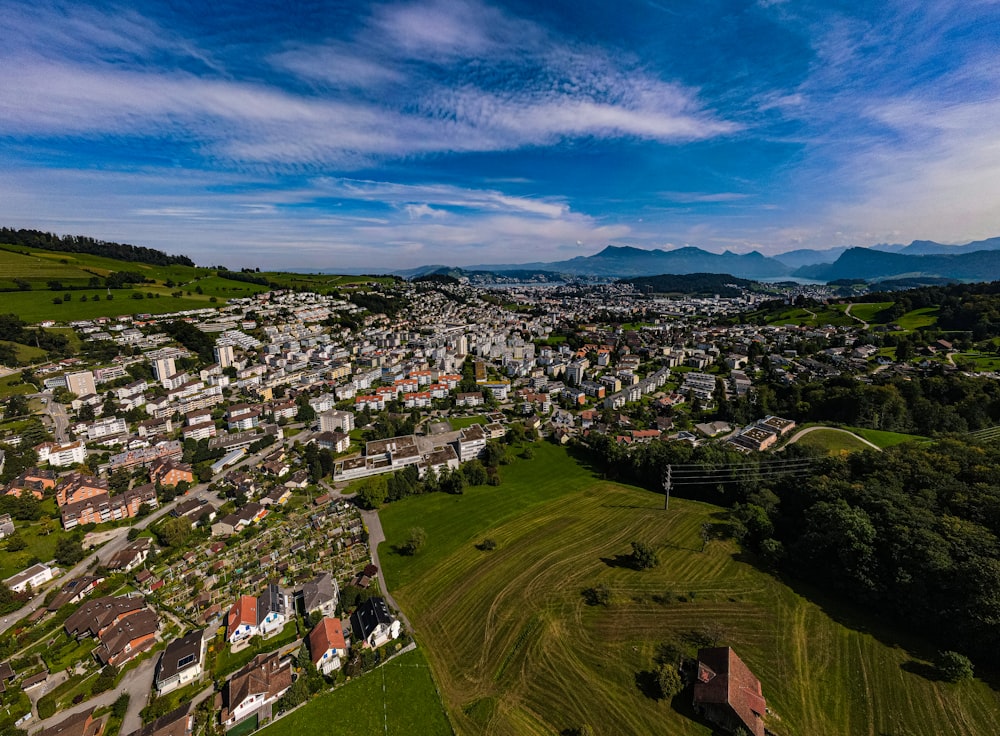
[582,584,611,606]
[656,664,683,699]
[631,540,658,570]
[936,650,974,682]
[401,527,426,555]
[476,538,497,551]
[37,696,56,720]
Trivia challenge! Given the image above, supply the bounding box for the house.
[155,630,204,695]
[65,594,149,639]
[35,440,87,467]
[308,617,348,675]
[47,575,106,611]
[4,467,55,499]
[3,562,55,593]
[56,473,109,507]
[106,538,152,574]
[220,651,292,728]
[36,707,104,736]
[295,572,339,618]
[211,502,266,537]
[692,647,767,736]
[260,487,291,507]
[314,431,350,454]
[349,597,400,649]
[149,459,195,488]
[94,608,159,667]
[257,583,290,637]
[123,704,193,736]
[226,596,259,643]
[0,513,14,538]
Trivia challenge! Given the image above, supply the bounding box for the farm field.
[258,647,451,736]
[766,305,854,327]
[379,444,1000,736]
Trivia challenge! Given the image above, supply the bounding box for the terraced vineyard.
[379,444,1000,736]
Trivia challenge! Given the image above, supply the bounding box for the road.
[35,390,70,444]
[783,425,882,451]
[360,509,413,631]
[27,656,157,736]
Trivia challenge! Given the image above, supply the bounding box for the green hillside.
[378,444,999,736]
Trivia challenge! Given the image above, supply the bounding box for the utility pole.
[663,464,671,510]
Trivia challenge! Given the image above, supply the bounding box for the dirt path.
[844,303,869,328]
[783,425,882,451]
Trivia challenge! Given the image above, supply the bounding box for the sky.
[2,0,1000,270]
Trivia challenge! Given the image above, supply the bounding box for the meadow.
[791,428,874,455]
[378,443,1000,736]
[258,647,451,736]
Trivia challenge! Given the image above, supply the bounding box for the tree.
[157,516,192,548]
[631,540,658,570]
[583,584,611,606]
[54,537,84,566]
[401,527,426,555]
[111,693,129,719]
[356,475,388,509]
[936,650,974,682]
[656,664,683,699]
[4,533,26,552]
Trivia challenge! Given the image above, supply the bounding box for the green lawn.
[378,445,1000,736]
[0,373,36,397]
[258,648,450,736]
[895,307,939,331]
[213,620,300,678]
[1,524,74,578]
[768,306,854,327]
[841,426,929,448]
[847,301,893,322]
[448,414,487,430]
[793,428,873,455]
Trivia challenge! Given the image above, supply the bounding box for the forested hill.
[0,227,194,267]
[855,280,1000,339]
[619,272,753,296]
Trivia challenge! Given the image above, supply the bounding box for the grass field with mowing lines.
[842,426,929,448]
[379,444,1000,736]
[793,428,872,455]
[258,648,451,736]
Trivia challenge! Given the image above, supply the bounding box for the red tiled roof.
[227,595,258,639]
[693,647,766,736]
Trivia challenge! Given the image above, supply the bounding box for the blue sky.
[2,0,999,270]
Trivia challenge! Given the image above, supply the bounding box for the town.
[0,276,988,736]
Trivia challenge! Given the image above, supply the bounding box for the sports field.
[379,443,1000,736]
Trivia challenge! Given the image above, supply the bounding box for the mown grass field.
[379,444,1000,736]
[258,648,451,736]
[841,426,929,448]
[846,301,893,322]
[895,307,940,330]
[0,289,212,323]
[792,428,873,455]
[766,306,854,327]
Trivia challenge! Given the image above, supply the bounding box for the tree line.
[0,227,193,266]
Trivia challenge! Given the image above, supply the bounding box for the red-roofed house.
[692,647,767,736]
[226,595,259,643]
[307,617,348,675]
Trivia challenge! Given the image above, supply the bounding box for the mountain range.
[395,236,1000,283]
